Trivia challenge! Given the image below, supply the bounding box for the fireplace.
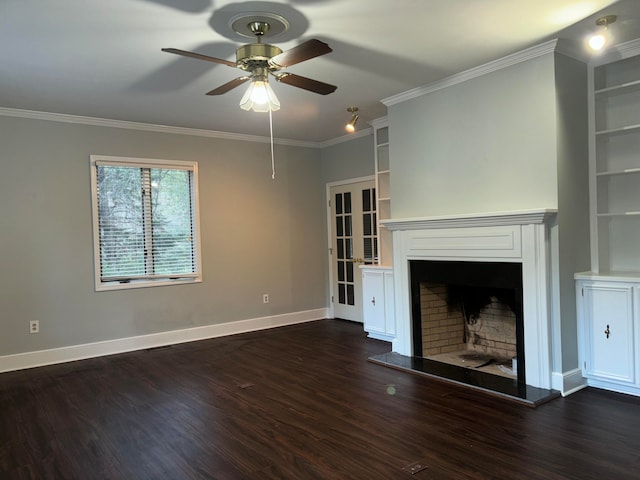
[378,209,558,396]
[410,260,525,384]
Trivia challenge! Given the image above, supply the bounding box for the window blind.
[92,157,200,287]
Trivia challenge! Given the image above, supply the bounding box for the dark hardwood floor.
[2,319,640,479]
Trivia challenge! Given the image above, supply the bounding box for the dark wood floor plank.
[2,319,640,479]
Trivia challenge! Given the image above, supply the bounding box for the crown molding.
[589,37,640,66]
[318,127,373,148]
[369,116,388,129]
[382,39,559,107]
[0,107,323,148]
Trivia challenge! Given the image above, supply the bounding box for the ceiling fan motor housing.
[162,15,336,96]
[236,43,283,71]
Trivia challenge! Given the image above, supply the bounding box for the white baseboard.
[585,378,640,397]
[552,368,588,396]
[0,308,328,373]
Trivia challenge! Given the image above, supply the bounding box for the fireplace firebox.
[410,260,525,384]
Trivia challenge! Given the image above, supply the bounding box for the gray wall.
[0,116,328,356]
[553,53,591,372]
[389,53,559,217]
[320,133,375,184]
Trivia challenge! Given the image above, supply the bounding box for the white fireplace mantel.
[386,208,557,390]
[381,208,557,230]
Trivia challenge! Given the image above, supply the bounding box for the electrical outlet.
[263,294,269,304]
[29,320,40,334]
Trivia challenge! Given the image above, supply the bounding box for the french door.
[329,179,377,322]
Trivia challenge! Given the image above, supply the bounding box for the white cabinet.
[589,40,640,273]
[579,281,635,383]
[360,119,395,341]
[576,274,640,395]
[361,266,395,341]
[582,40,640,396]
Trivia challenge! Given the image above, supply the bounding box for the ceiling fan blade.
[206,77,250,95]
[162,48,237,67]
[268,39,332,68]
[275,73,337,95]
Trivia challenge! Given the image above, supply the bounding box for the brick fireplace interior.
[410,260,525,384]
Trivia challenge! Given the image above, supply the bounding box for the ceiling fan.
[162,20,337,111]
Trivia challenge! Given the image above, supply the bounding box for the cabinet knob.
[371,296,376,306]
[604,324,610,339]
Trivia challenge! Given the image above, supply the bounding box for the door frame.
[325,175,375,319]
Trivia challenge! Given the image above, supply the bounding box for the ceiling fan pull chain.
[269,109,275,180]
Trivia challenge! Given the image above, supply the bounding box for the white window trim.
[89,155,203,291]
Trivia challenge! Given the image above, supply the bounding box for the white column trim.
[521,223,552,389]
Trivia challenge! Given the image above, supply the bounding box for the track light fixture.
[345,107,359,133]
[588,15,617,52]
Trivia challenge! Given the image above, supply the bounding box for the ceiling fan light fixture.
[345,107,359,133]
[163,15,336,112]
[588,15,617,52]
[240,77,280,112]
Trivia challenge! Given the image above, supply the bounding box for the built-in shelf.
[596,168,640,176]
[597,212,640,217]
[596,123,640,137]
[589,40,640,274]
[361,119,395,342]
[576,271,640,281]
[595,78,640,97]
[371,117,392,266]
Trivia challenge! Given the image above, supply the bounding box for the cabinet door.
[363,270,385,334]
[582,284,635,384]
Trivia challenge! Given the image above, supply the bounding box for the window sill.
[95,276,202,292]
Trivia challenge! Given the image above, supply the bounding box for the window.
[90,155,202,291]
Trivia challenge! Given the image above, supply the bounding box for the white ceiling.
[2,0,640,144]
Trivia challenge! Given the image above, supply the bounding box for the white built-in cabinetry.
[576,274,640,396]
[589,41,640,273]
[361,266,395,341]
[361,118,395,341]
[577,40,640,396]
[371,117,392,266]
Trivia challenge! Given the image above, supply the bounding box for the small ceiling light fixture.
[345,107,359,133]
[588,15,617,52]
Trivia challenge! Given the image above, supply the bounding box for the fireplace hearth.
[368,351,559,406]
